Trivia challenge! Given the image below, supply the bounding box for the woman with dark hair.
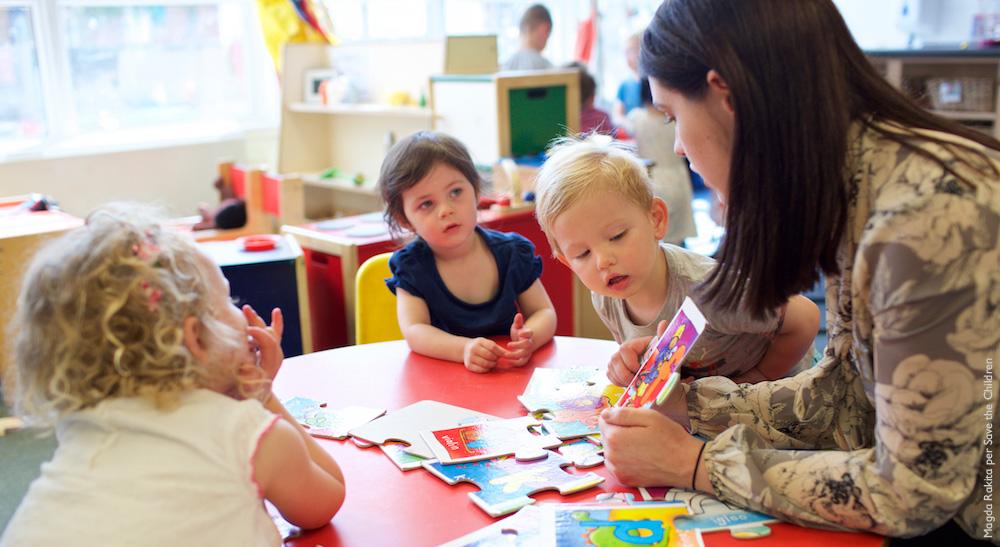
[598,0,1000,543]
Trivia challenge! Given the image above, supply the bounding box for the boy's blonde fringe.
[534,137,656,255]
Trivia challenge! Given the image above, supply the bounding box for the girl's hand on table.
[505,313,535,367]
[464,337,511,373]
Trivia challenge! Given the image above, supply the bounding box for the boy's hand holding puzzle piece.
[615,298,706,410]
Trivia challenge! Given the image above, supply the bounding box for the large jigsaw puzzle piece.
[421,416,562,464]
[282,396,385,440]
[347,400,499,459]
[439,506,544,546]
[423,452,605,517]
[520,384,624,440]
[639,486,777,537]
[519,367,605,400]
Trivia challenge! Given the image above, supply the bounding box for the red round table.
[273,337,885,547]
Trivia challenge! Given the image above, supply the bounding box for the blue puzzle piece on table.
[283,396,322,416]
[281,396,385,439]
[423,452,604,517]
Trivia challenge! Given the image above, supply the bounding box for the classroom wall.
[834,0,982,49]
[0,129,278,219]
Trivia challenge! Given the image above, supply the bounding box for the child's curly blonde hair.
[7,204,245,425]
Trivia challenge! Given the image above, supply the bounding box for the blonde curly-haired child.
[1,204,345,546]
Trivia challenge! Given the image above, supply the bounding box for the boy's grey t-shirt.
[591,243,787,379]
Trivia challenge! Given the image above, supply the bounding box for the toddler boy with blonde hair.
[534,138,818,382]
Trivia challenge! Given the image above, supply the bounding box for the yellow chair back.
[354,252,403,344]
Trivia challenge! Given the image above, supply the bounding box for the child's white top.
[1,389,281,547]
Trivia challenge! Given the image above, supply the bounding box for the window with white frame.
[0,5,46,146]
[324,0,589,70]
[0,0,278,158]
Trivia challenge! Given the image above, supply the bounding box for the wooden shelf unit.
[277,43,436,221]
[868,51,1000,139]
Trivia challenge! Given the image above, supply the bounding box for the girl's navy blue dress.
[385,227,543,337]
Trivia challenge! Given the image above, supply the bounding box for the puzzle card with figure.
[347,400,499,459]
[420,416,562,463]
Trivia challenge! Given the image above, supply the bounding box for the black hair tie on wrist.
[691,442,707,491]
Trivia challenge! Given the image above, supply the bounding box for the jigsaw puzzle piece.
[282,397,385,439]
[423,452,605,517]
[524,385,625,440]
[348,400,499,459]
[556,438,604,468]
[379,441,429,471]
[593,492,636,505]
[519,367,605,400]
[421,416,563,464]
[439,505,544,546]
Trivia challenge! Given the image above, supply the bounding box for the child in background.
[502,4,554,71]
[380,131,557,373]
[567,62,614,135]
[193,174,246,231]
[534,139,819,383]
[612,32,644,127]
[1,205,345,546]
[623,78,696,245]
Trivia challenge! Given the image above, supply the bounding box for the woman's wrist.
[692,440,715,494]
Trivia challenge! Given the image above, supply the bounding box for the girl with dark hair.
[380,131,557,372]
[599,0,1000,543]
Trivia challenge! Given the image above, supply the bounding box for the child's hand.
[607,320,668,386]
[505,313,535,367]
[243,305,284,382]
[463,337,510,373]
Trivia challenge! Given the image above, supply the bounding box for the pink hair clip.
[140,280,162,312]
[131,231,161,262]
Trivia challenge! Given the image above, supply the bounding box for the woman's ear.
[651,197,670,240]
[182,316,207,363]
[706,69,734,114]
